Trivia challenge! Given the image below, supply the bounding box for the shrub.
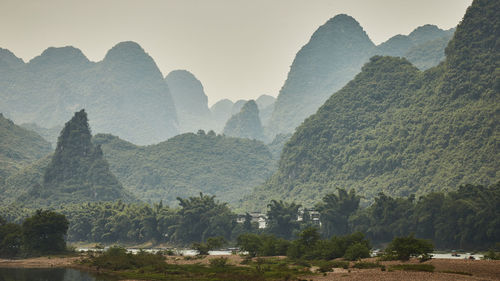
[384,234,433,261]
[352,262,382,269]
[343,242,371,261]
[390,264,435,272]
[209,257,228,268]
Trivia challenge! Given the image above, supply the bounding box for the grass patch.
[390,264,435,272]
[440,270,472,276]
[352,262,383,269]
[81,247,311,281]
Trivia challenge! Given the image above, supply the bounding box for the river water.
[0,268,117,281]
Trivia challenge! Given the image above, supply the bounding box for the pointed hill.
[210,99,234,132]
[165,70,213,133]
[0,113,52,185]
[223,100,265,141]
[267,14,376,137]
[0,41,178,145]
[16,110,133,207]
[93,131,276,206]
[244,0,499,210]
[267,16,456,139]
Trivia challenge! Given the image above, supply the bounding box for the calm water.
[0,268,117,281]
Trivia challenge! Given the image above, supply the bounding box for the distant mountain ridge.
[223,100,265,141]
[0,41,178,145]
[165,70,213,133]
[267,15,456,138]
[244,0,499,211]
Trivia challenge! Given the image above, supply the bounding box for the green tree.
[384,234,433,261]
[317,188,360,237]
[266,200,301,239]
[22,210,69,255]
[0,216,22,258]
[172,193,235,244]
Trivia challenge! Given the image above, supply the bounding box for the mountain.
[21,123,62,147]
[210,99,234,132]
[0,41,178,145]
[267,14,376,137]
[93,131,276,206]
[165,70,213,133]
[377,25,455,70]
[256,95,276,127]
[245,0,499,210]
[223,100,265,141]
[0,114,52,185]
[266,16,456,138]
[16,110,133,207]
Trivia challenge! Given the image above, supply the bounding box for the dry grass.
[302,258,500,281]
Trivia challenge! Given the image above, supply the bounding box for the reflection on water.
[0,268,117,281]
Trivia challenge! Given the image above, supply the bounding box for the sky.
[0,0,472,106]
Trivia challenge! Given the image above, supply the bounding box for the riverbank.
[0,256,81,268]
[1,254,499,281]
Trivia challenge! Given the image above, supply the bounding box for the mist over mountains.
[1,2,496,216]
[244,0,499,210]
[267,16,456,138]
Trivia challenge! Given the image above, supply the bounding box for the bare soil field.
[303,258,500,281]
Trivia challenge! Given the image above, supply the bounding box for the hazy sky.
[0,0,472,105]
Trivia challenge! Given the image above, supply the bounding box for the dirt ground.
[0,256,80,268]
[302,258,500,281]
[1,255,499,281]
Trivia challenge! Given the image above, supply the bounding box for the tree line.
[1,182,498,250]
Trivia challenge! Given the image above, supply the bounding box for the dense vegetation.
[267,16,454,138]
[16,110,133,207]
[2,182,497,251]
[223,100,265,141]
[0,114,51,186]
[249,0,499,209]
[0,210,68,258]
[0,42,178,145]
[93,130,276,206]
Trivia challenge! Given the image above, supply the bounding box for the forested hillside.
[0,114,51,188]
[93,131,276,207]
[245,0,499,210]
[0,42,178,145]
[267,17,455,138]
[15,110,133,207]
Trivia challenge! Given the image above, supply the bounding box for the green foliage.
[266,200,301,239]
[0,217,22,258]
[223,100,265,141]
[94,131,275,207]
[389,264,435,272]
[90,246,166,271]
[0,114,51,188]
[384,234,434,261]
[0,211,68,258]
[172,193,235,244]
[22,210,69,255]
[192,236,226,255]
[287,228,371,261]
[343,242,371,261]
[236,233,290,257]
[249,0,499,211]
[352,262,383,269]
[316,188,360,237]
[209,257,229,268]
[13,110,133,207]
